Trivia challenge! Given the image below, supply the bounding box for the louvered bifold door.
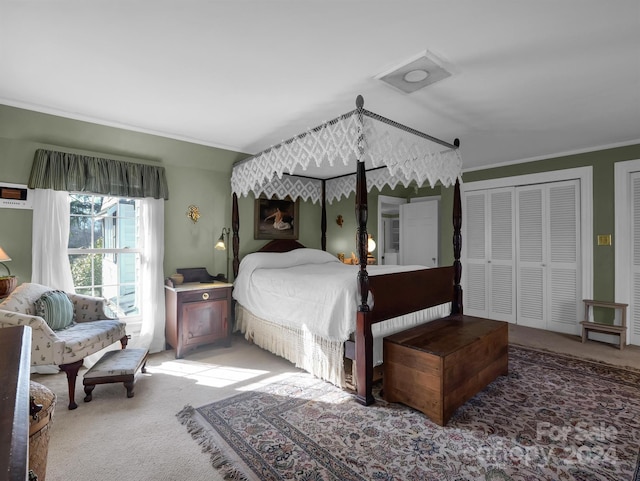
[631,172,640,345]
[516,186,546,329]
[547,180,580,334]
[464,191,488,316]
[488,188,516,322]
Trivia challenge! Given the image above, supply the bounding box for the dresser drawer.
[178,287,228,303]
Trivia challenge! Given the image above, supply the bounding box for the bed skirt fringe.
[235,305,347,388]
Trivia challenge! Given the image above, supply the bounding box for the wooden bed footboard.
[354,266,455,405]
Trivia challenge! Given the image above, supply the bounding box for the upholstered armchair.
[0,283,128,409]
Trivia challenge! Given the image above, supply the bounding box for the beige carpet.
[508,324,640,370]
[32,326,640,481]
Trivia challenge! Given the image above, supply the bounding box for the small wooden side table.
[580,299,628,350]
[164,282,233,358]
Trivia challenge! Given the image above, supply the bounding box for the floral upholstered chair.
[0,283,127,409]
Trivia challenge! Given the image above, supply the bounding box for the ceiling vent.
[376,51,452,94]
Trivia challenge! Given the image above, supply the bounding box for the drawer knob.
[202,292,209,300]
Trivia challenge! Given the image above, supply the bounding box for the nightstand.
[164,282,233,358]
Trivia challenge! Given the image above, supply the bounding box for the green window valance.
[29,149,169,200]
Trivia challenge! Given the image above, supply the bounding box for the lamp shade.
[215,235,226,251]
[0,245,16,297]
[367,235,376,254]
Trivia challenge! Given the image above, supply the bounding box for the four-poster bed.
[229,95,465,405]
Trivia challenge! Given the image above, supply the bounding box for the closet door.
[516,186,546,329]
[463,188,515,322]
[546,181,580,334]
[631,172,640,345]
[488,188,516,322]
[516,180,580,334]
[464,191,488,316]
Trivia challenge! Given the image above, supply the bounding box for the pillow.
[34,290,75,331]
[0,282,52,315]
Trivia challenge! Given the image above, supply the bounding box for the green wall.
[323,184,440,260]
[0,105,246,283]
[2,103,638,305]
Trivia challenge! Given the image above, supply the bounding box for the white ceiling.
[2,1,639,171]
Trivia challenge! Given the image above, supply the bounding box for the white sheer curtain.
[137,197,166,353]
[31,189,75,292]
[32,189,166,355]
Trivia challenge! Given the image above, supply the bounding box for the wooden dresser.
[164,282,233,358]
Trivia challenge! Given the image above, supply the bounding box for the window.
[68,194,141,322]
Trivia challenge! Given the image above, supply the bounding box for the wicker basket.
[29,381,56,481]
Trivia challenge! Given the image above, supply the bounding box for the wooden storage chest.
[383,316,508,426]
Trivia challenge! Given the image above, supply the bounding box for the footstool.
[83,348,148,402]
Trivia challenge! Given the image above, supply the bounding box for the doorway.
[377,195,439,266]
[614,158,640,346]
[377,195,405,265]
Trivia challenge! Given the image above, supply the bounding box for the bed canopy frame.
[229,95,463,405]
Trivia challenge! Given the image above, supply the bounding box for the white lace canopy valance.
[231,98,462,204]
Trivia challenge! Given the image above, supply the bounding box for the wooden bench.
[383,315,508,426]
[580,299,628,350]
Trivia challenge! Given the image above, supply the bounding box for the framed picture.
[254,197,299,240]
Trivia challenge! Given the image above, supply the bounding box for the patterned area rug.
[177,346,640,481]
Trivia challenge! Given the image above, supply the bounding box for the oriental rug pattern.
[177,346,640,481]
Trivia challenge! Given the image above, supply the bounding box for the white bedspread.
[233,248,444,342]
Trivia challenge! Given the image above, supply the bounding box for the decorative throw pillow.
[34,290,75,331]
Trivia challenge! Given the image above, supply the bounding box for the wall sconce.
[0,245,17,298]
[215,227,231,282]
[186,204,200,223]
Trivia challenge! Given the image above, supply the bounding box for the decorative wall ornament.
[186,204,200,223]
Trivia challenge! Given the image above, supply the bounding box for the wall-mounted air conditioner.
[0,182,33,209]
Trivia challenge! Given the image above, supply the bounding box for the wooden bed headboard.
[257,239,306,253]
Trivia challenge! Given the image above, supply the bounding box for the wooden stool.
[83,348,148,401]
[580,299,628,350]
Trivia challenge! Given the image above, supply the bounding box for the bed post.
[451,138,463,315]
[321,180,327,251]
[354,95,374,406]
[232,192,240,279]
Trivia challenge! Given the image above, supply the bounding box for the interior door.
[400,199,439,266]
[488,188,516,323]
[463,188,515,322]
[631,172,640,345]
[516,180,580,333]
[464,190,488,316]
[516,186,546,329]
[546,181,580,334]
